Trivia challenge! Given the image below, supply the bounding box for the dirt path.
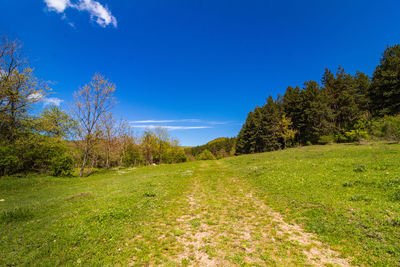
[171,161,351,266]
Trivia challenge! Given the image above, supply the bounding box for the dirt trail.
[171,161,351,266]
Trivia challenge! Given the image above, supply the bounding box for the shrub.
[370,115,400,142]
[0,143,21,176]
[196,149,215,160]
[318,135,334,145]
[50,154,73,176]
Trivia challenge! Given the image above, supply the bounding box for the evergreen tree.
[299,81,333,144]
[370,44,400,116]
[322,67,361,131]
[354,71,371,114]
[283,86,302,141]
[259,96,282,151]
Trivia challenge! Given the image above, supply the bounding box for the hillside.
[1,143,399,266]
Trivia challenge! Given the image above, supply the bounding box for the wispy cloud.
[130,119,232,125]
[43,0,117,28]
[130,119,201,124]
[130,125,211,131]
[129,118,234,131]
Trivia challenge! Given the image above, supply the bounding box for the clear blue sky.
[2,0,400,146]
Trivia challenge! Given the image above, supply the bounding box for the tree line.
[236,44,400,154]
[0,36,187,177]
[185,137,236,160]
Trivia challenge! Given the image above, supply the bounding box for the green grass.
[0,164,195,265]
[0,142,399,265]
[225,142,400,266]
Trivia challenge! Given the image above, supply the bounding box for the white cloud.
[43,0,117,28]
[76,0,117,27]
[28,92,63,106]
[43,97,64,106]
[130,125,212,131]
[28,92,44,102]
[44,0,70,13]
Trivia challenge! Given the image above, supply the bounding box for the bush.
[0,143,21,176]
[318,135,334,145]
[196,149,215,160]
[344,129,369,142]
[0,135,74,177]
[370,115,400,142]
[50,154,73,176]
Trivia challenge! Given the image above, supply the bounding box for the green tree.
[196,149,215,160]
[38,105,76,138]
[322,67,361,131]
[141,130,158,165]
[299,81,333,144]
[259,96,282,151]
[278,114,296,149]
[0,36,47,141]
[370,44,400,116]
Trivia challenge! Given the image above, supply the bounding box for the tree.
[154,127,170,164]
[299,81,333,144]
[236,109,260,154]
[370,44,400,116]
[259,96,282,151]
[38,105,76,138]
[73,73,116,177]
[100,112,117,169]
[278,114,296,149]
[141,130,157,165]
[0,36,47,141]
[322,67,361,131]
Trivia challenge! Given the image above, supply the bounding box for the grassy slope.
[0,142,399,265]
[226,142,400,266]
[0,164,195,265]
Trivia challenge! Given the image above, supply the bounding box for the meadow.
[0,142,399,266]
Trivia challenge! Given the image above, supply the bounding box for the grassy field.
[0,142,399,266]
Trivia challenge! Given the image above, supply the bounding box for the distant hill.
[185,137,236,159]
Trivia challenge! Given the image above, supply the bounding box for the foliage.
[0,142,21,176]
[186,137,236,159]
[196,149,215,160]
[37,105,76,138]
[277,114,296,149]
[370,115,400,142]
[0,136,73,176]
[50,154,73,177]
[370,44,400,116]
[317,135,334,145]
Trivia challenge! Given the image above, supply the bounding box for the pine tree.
[259,96,282,151]
[370,44,400,116]
[322,67,361,131]
[299,81,333,144]
[283,86,302,142]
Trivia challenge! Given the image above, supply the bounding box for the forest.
[236,44,400,154]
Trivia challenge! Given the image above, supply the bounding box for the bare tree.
[73,73,116,177]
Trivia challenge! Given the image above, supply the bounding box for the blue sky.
[1,0,400,146]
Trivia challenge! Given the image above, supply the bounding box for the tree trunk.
[105,149,110,169]
[80,150,88,177]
